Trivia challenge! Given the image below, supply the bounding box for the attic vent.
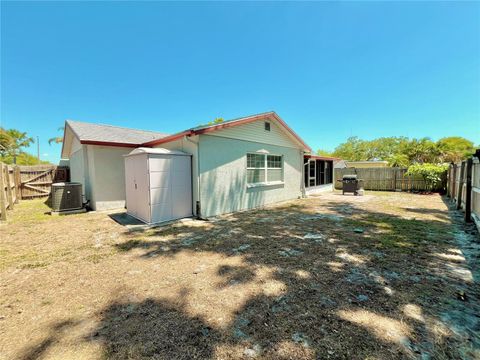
[264,122,271,131]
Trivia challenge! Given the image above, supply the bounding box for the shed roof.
[66,120,169,146]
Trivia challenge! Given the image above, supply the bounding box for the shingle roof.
[66,120,169,145]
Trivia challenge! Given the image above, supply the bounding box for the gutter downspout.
[302,151,309,198]
[184,135,201,218]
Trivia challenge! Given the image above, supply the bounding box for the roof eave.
[80,140,140,148]
[141,130,195,147]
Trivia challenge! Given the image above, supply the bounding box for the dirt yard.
[1,192,479,360]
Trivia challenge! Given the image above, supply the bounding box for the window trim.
[246,153,284,186]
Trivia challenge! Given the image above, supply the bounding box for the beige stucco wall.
[198,134,303,218]
[69,147,86,201]
[85,145,132,211]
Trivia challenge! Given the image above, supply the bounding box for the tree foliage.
[1,128,34,155]
[436,137,475,163]
[0,152,50,165]
[0,127,48,165]
[329,135,475,166]
[198,117,224,127]
[316,149,334,157]
[48,127,65,145]
[405,163,449,191]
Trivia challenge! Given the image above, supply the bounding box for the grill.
[338,175,363,195]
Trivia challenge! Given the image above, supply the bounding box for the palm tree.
[0,128,35,164]
[48,127,64,145]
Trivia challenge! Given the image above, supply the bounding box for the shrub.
[405,163,449,191]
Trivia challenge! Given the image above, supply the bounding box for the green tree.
[332,136,368,161]
[0,152,50,165]
[0,128,34,164]
[386,153,409,167]
[197,117,224,128]
[316,149,334,157]
[0,128,14,155]
[402,137,440,164]
[329,135,467,166]
[367,137,409,160]
[436,137,475,163]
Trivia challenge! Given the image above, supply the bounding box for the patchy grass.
[0,193,479,360]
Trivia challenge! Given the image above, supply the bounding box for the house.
[61,121,168,210]
[61,112,335,219]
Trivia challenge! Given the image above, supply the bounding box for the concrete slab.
[51,208,87,216]
[109,211,197,231]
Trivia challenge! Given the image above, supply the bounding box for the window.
[264,122,271,131]
[247,153,283,185]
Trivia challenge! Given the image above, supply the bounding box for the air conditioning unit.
[51,182,83,212]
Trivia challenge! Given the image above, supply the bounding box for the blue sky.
[1,1,479,163]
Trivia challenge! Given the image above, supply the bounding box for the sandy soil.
[0,192,479,360]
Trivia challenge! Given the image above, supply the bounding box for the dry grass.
[0,192,479,360]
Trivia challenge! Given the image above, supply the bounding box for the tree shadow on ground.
[87,197,479,359]
[88,296,219,360]
[17,319,80,360]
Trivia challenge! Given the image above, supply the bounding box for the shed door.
[125,156,150,223]
[125,156,138,217]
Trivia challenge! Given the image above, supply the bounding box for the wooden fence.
[334,167,447,192]
[0,162,20,220]
[447,150,480,231]
[0,163,69,221]
[17,165,69,198]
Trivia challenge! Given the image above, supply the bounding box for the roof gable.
[142,112,311,151]
[67,120,169,145]
[61,120,170,157]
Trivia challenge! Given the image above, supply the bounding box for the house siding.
[207,118,300,149]
[198,134,303,218]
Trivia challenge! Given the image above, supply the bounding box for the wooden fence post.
[0,163,7,221]
[4,165,13,210]
[14,166,21,202]
[457,161,465,210]
[465,158,473,222]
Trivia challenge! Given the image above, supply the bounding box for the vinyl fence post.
[456,161,465,210]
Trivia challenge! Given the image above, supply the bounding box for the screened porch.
[304,155,335,194]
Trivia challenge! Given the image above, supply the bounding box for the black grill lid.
[342,174,358,180]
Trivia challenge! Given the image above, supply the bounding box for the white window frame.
[246,153,284,187]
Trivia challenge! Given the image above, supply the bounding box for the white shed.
[124,147,192,224]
